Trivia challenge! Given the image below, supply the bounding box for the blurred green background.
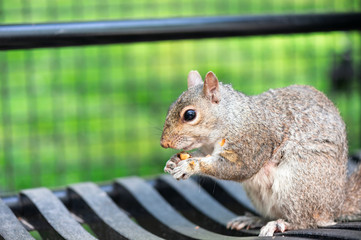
[0,0,360,194]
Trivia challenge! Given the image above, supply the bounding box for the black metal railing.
[1,12,360,50]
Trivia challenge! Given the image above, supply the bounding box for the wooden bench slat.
[0,199,34,240]
[68,182,162,240]
[20,188,97,240]
[114,176,244,240]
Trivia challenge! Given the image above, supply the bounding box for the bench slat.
[68,182,162,240]
[114,177,245,240]
[20,188,97,240]
[0,199,34,240]
[156,175,258,236]
[281,228,361,240]
[324,222,361,230]
[157,175,237,226]
[214,179,259,215]
[195,176,259,215]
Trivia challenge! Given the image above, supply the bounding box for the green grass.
[0,0,360,193]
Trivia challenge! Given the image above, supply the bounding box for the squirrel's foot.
[227,213,264,230]
[259,219,291,236]
[172,158,199,180]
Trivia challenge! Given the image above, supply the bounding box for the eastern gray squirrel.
[160,70,361,236]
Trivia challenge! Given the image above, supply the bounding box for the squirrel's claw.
[259,219,290,236]
[172,159,197,180]
[164,154,182,174]
[164,161,176,173]
[227,214,264,230]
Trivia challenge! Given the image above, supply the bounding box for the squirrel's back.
[253,85,347,160]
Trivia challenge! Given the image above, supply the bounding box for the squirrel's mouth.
[181,137,207,151]
[182,142,200,151]
[183,145,194,151]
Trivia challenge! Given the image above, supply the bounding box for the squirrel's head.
[160,70,223,150]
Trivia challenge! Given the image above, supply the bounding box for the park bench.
[0,174,361,239]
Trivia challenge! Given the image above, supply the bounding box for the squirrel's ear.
[187,70,203,89]
[203,71,220,104]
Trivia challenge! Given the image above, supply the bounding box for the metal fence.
[0,0,360,193]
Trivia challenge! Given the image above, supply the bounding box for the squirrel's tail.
[340,164,361,220]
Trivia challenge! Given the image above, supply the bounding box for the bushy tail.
[340,164,361,220]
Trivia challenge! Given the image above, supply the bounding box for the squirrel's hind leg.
[227,213,264,230]
[258,218,330,236]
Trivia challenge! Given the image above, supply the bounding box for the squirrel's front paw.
[172,159,198,180]
[164,154,181,174]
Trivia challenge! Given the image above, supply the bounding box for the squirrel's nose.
[160,138,171,148]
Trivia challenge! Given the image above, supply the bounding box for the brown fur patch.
[199,161,209,173]
[220,150,239,163]
[312,212,320,220]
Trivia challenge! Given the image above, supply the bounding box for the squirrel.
[160,70,361,236]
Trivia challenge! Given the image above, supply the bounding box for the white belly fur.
[242,160,292,219]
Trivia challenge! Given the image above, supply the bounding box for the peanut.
[177,152,191,160]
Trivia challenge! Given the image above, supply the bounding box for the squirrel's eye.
[183,109,196,121]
